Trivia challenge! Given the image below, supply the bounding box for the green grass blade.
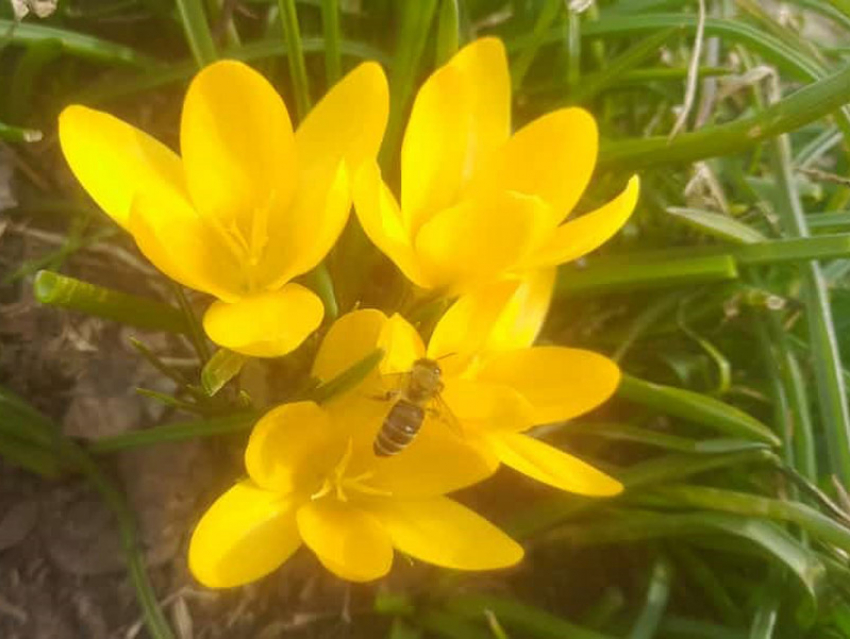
[556,254,739,296]
[0,120,42,143]
[435,0,460,65]
[771,134,850,488]
[278,0,311,120]
[0,19,156,66]
[88,412,257,453]
[510,0,562,89]
[7,39,63,124]
[34,270,188,334]
[599,61,850,172]
[380,0,439,171]
[735,234,850,265]
[445,594,617,639]
[510,449,776,538]
[169,283,211,362]
[571,27,678,104]
[76,37,390,103]
[565,422,768,454]
[0,433,60,477]
[418,610,491,639]
[629,556,673,639]
[652,484,850,554]
[320,0,342,84]
[666,208,767,244]
[175,0,218,66]
[657,616,748,639]
[546,510,824,602]
[617,374,781,445]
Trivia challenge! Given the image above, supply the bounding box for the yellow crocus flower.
[353,37,639,295]
[338,275,623,497]
[189,310,522,587]
[58,60,388,357]
[421,278,624,495]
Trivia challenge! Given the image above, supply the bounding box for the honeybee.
[373,357,460,457]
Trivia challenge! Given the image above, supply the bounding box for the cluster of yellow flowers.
[59,38,639,586]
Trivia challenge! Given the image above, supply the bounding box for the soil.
[0,154,396,638]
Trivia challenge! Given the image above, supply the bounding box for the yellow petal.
[258,162,351,290]
[486,432,623,496]
[312,309,387,382]
[522,176,640,269]
[202,284,324,357]
[377,313,425,375]
[400,63,471,232]
[180,60,297,228]
[476,346,621,424]
[484,267,556,352]
[426,269,555,371]
[295,62,389,173]
[129,191,244,301]
[401,37,510,232]
[449,37,511,171]
[414,191,549,294]
[365,496,523,570]
[297,499,393,582]
[441,378,534,432]
[246,401,343,493]
[426,281,517,374]
[189,481,302,588]
[58,105,185,230]
[466,108,598,223]
[352,161,429,287]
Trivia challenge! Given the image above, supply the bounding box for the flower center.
[204,191,276,292]
[310,438,391,502]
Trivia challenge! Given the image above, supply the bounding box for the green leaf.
[509,449,777,538]
[0,120,42,143]
[617,374,781,445]
[175,0,217,66]
[34,270,188,333]
[556,254,739,296]
[308,348,385,404]
[446,595,616,639]
[7,38,63,124]
[0,19,156,67]
[278,0,311,120]
[547,510,825,604]
[770,134,850,489]
[320,0,342,83]
[435,0,460,65]
[629,556,673,639]
[88,412,257,453]
[666,208,768,244]
[598,60,850,172]
[565,422,769,454]
[571,28,679,104]
[201,349,248,396]
[653,484,850,556]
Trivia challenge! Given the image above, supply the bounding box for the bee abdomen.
[374,400,424,457]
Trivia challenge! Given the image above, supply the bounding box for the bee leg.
[362,389,400,402]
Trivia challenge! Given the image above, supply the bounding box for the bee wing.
[430,393,465,439]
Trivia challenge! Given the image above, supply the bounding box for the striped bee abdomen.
[374,400,425,457]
